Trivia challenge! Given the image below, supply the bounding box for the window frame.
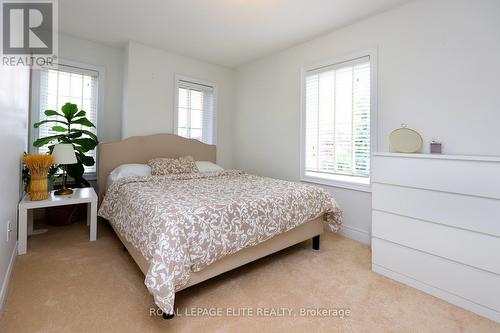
[29,58,105,180]
[299,49,378,192]
[173,74,217,145]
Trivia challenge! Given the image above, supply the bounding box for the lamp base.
[54,187,73,196]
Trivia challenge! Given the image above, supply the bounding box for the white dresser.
[371,152,500,323]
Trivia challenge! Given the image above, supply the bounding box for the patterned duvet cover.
[98,170,342,314]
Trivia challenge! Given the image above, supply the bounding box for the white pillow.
[107,164,151,189]
[195,161,224,173]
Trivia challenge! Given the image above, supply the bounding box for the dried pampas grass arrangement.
[23,154,54,201]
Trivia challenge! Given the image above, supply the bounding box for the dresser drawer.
[372,210,500,274]
[373,155,500,199]
[372,238,500,314]
[372,183,500,236]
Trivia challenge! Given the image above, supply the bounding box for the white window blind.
[304,56,371,183]
[176,79,215,144]
[37,64,99,174]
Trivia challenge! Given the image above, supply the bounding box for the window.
[174,76,215,144]
[301,52,375,191]
[31,62,101,175]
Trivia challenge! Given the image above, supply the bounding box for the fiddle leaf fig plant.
[33,102,99,187]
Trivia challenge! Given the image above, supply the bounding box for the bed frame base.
[160,234,321,320]
[163,312,175,320]
[312,235,320,250]
[110,217,323,320]
[112,217,323,290]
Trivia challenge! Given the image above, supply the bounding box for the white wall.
[0,66,29,309]
[233,0,500,241]
[122,41,235,168]
[58,34,124,143]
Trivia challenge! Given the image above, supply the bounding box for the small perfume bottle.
[430,140,442,154]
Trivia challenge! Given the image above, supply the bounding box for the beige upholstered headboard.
[97,133,216,202]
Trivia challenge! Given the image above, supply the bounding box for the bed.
[97,133,342,318]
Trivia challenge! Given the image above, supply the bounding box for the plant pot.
[29,176,49,201]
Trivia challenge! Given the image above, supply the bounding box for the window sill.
[84,173,97,181]
[55,172,97,181]
[301,174,372,193]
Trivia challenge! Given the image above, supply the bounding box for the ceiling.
[59,0,409,68]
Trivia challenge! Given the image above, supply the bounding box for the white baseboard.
[0,242,17,315]
[372,263,500,323]
[339,225,370,245]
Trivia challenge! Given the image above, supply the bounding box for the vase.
[29,176,49,201]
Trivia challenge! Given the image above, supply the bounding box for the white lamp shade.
[52,144,77,165]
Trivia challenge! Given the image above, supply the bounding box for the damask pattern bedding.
[98,170,342,314]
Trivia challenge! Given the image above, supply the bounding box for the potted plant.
[33,102,99,187]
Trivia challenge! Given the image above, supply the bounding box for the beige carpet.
[1,219,498,333]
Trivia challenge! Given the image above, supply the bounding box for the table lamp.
[52,144,78,195]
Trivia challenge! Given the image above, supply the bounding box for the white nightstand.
[18,187,98,255]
